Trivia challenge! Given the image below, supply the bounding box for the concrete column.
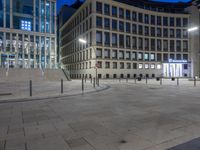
[44,37,46,68]
[28,35,30,68]
[33,0,36,32]
[49,38,51,68]
[3,0,6,28]
[54,1,57,68]
[10,33,12,53]
[22,34,25,68]
[10,0,12,29]
[44,0,46,33]
[39,0,41,32]
[7,53,9,69]
[54,37,57,68]
[3,33,6,52]
[34,36,37,68]
[54,0,56,31]
[49,1,52,34]
[39,36,41,69]
[15,34,18,68]
[186,6,200,77]
[9,33,12,67]
[0,52,1,67]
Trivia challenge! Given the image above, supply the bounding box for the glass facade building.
[0,0,57,69]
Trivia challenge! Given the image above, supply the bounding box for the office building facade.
[60,0,193,79]
[0,0,57,69]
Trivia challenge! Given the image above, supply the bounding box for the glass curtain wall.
[0,0,56,69]
[13,0,33,30]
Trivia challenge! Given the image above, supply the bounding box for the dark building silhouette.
[57,0,84,67]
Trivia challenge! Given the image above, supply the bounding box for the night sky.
[56,0,191,13]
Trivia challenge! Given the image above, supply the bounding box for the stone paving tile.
[68,121,102,132]
[70,144,95,150]
[66,137,89,148]
[5,138,26,150]
[27,136,71,150]
[118,134,153,150]
[5,144,26,150]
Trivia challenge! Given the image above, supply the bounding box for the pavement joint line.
[0,93,12,96]
[0,84,110,104]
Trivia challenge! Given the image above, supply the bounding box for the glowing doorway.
[163,63,183,77]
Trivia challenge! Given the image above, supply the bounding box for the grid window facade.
[60,0,190,79]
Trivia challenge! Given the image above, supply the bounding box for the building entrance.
[163,63,183,77]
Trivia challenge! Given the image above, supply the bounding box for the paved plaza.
[0,79,200,150]
[0,80,107,102]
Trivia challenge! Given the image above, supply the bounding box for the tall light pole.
[79,38,98,80]
[188,26,199,78]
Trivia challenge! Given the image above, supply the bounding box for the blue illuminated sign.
[168,59,187,63]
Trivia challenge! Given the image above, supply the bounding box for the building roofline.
[60,0,191,31]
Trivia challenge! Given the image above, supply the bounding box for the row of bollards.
[28,77,197,97]
[29,77,100,97]
[116,77,198,87]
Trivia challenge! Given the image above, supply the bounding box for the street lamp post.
[79,38,98,81]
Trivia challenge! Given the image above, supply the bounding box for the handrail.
[62,69,71,81]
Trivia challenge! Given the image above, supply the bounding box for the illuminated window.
[138,53,142,60]
[151,64,155,69]
[157,64,161,69]
[139,63,143,69]
[145,64,149,69]
[144,53,149,60]
[21,20,31,31]
[151,54,155,60]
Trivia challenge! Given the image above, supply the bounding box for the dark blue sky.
[56,0,191,12]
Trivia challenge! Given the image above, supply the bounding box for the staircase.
[0,68,43,82]
[44,69,69,81]
[0,68,70,82]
